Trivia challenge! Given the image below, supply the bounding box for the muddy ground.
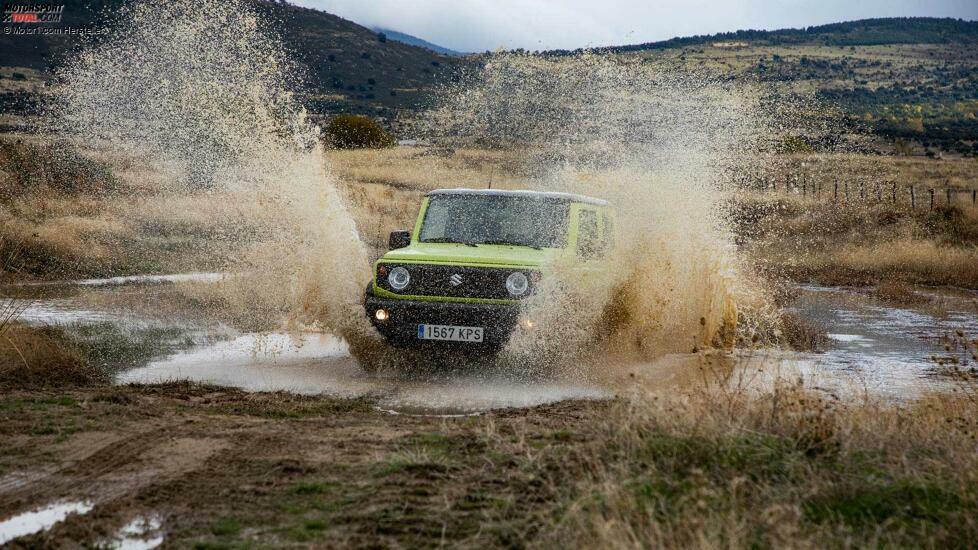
[1,383,608,547]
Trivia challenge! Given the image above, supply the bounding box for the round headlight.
[388,266,410,290]
[505,271,529,297]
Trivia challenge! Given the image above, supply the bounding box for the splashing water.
[48,0,376,350]
[418,54,771,370]
[47,4,778,378]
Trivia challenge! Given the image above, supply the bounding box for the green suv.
[364,188,615,350]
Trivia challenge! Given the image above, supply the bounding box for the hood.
[379,242,559,267]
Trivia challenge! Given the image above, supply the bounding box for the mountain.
[570,18,978,153]
[544,17,978,55]
[372,27,465,57]
[0,7,975,150]
[0,0,465,122]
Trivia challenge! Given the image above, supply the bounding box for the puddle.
[120,336,609,414]
[6,273,978,407]
[788,285,978,397]
[103,516,164,550]
[0,500,94,545]
[15,298,128,325]
[15,272,226,287]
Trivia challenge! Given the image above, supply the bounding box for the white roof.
[427,188,609,206]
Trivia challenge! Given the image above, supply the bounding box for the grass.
[0,364,976,547]
[5,131,977,293]
[537,375,978,548]
[735,184,978,288]
[0,324,105,389]
[0,321,193,390]
[779,311,829,351]
[377,446,455,476]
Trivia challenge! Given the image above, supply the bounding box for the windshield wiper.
[422,237,478,247]
[475,239,543,250]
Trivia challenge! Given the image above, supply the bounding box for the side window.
[419,200,449,241]
[577,209,600,259]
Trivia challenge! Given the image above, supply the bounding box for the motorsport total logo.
[2,2,64,24]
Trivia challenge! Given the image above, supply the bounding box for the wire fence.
[751,179,978,210]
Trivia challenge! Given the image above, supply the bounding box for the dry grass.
[870,279,932,305]
[779,311,829,352]
[530,359,978,548]
[761,153,978,194]
[4,353,975,547]
[3,134,977,291]
[327,147,534,192]
[0,324,105,389]
[736,178,978,288]
[797,238,978,288]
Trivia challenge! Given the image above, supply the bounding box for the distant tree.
[324,115,395,149]
[377,32,387,43]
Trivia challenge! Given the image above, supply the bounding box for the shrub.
[323,115,395,149]
[781,311,828,352]
[0,139,117,197]
[0,324,105,389]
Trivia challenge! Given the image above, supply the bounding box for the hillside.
[0,8,975,150]
[0,0,464,126]
[372,27,465,56]
[545,18,978,55]
[569,18,978,154]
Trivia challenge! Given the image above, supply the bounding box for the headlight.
[388,266,410,290]
[505,271,529,297]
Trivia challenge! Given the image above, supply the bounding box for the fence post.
[859,182,865,202]
[891,182,897,203]
[973,189,976,207]
[910,186,915,209]
[845,182,849,203]
[834,181,838,202]
[876,183,881,202]
[929,189,935,210]
[802,181,807,197]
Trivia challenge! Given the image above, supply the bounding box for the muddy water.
[6,276,977,411]
[788,285,978,397]
[118,333,608,415]
[0,501,94,545]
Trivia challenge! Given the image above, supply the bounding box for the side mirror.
[388,230,411,250]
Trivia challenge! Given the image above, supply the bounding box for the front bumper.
[364,292,520,348]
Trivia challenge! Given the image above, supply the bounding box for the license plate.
[417,324,484,343]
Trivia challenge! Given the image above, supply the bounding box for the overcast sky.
[293,0,978,52]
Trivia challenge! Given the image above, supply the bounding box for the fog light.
[375,308,389,321]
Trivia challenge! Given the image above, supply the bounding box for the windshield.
[419,195,570,249]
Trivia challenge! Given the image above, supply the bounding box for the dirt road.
[1,383,609,547]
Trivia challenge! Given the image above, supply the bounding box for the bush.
[0,324,105,389]
[324,115,395,149]
[921,205,978,246]
[0,139,117,197]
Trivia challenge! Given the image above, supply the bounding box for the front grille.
[377,263,534,300]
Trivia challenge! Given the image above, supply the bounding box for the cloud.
[294,0,978,52]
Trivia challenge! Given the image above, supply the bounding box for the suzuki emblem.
[449,273,463,286]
